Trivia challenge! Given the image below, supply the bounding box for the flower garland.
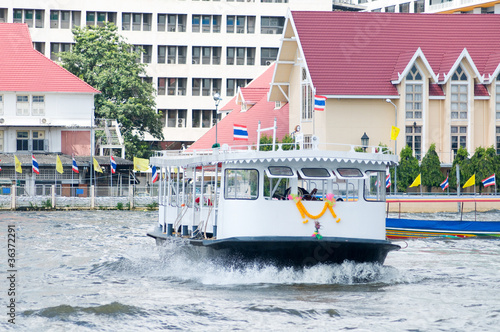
[289,193,341,239]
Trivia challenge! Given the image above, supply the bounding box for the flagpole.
[72,154,74,196]
[110,157,113,196]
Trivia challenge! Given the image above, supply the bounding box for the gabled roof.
[0,23,99,93]
[190,65,289,150]
[286,11,500,97]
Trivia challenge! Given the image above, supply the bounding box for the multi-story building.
[0,0,331,150]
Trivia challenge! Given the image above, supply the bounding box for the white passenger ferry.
[147,141,400,266]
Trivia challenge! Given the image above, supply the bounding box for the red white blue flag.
[482,174,495,187]
[233,124,248,140]
[32,155,40,175]
[151,166,159,183]
[110,156,117,174]
[385,173,391,188]
[72,157,79,173]
[440,176,449,190]
[314,95,326,111]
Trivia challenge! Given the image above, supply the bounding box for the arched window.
[405,65,423,119]
[450,65,468,120]
[301,68,312,120]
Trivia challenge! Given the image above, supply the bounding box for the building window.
[158,46,187,64]
[192,110,219,128]
[399,3,410,13]
[193,15,221,33]
[133,45,152,63]
[33,42,45,55]
[226,79,252,97]
[261,48,278,66]
[16,96,29,116]
[496,127,500,155]
[158,78,183,96]
[0,9,7,23]
[17,131,29,151]
[405,65,423,119]
[32,131,45,151]
[301,85,313,120]
[50,43,71,61]
[261,16,285,34]
[32,96,45,116]
[385,5,396,12]
[86,11,116,27]
[192,47,221,65]
[451,126,467,157]
[0,130,3,152]
[406,125,422,160]
[122,13,151,31]
[14,9,44,28]
[451,65,468,120]
[164,109,187,128]
[0,95,3,115]
[227,16,255,34]
[161,14,186,32]
[227,47,255,66]
[414,0,425,13]
[192,78,221,96]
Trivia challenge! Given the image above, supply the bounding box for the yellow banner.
[390,126,400,141]
[56,155,64,174]
[93,157,103,173]
[14,155,22,174]
[409,173,421,187]
[463,174,475,188]
[133,157,149,172]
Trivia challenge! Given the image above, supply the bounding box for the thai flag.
[440,176,449,191]
[233,124,248,140]
[482,174,495,187]
[314,95,326,111]
[385,174,391,188]
[110,156,117,174]
[72,157,79,173]
[151,166,159,183]
[32,155,40,175]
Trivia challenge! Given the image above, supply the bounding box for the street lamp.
[386,98,398,193]
[212,92,222,148]
[361,132,369,152]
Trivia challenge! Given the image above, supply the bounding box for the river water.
[1,210,500,331]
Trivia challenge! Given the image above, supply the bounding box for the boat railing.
[153,142,394,157]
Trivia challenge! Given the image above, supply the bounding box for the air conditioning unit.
[40,118,49,124]
[0,118,4,124]
[177,118,185,127]
[265,60,272,65]
[192,59,198,64]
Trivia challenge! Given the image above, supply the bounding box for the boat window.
[264,172,290,200]
[298,168,334,179]
[266,166,295,177]
[224,169,259,200]
[364,170,386,202]
[336,168,364,178]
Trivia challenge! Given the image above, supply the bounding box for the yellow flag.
[409,173,421,187]
[56,155,64,174]
[463,174,475,188]
[93,157,103,173]
[14,155,22,174]
[133,157,149,171]
[390,126,400,141]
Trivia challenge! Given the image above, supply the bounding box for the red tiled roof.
[429,84,444,97]
[190,65,289,150]
[239,87,269,105]
[0,23,99,93]
[292,12,500,96]
[474,84,489,97]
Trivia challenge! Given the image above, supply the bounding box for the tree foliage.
[59,23,163,159]
[397,145,420,191]
[420,143,443,189]
[449,147,469,189]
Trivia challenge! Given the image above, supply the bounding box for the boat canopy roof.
[150,147,398,169]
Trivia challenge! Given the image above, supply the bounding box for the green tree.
[397,145,420,192]
[469,146,496,192]
[420,143,443,190]
[449,147,469,189]
[59,23,163,159]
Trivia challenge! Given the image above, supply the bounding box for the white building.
[342,0,500,14]
[0,0,331,149]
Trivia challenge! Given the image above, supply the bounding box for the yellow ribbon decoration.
[295,201,340,223]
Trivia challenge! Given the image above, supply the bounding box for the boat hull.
[148,229,400,266]
[386,218,500,239]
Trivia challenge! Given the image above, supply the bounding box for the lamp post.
[386,98,398,193]
[361,132,369,152]
[212,92,222,148]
